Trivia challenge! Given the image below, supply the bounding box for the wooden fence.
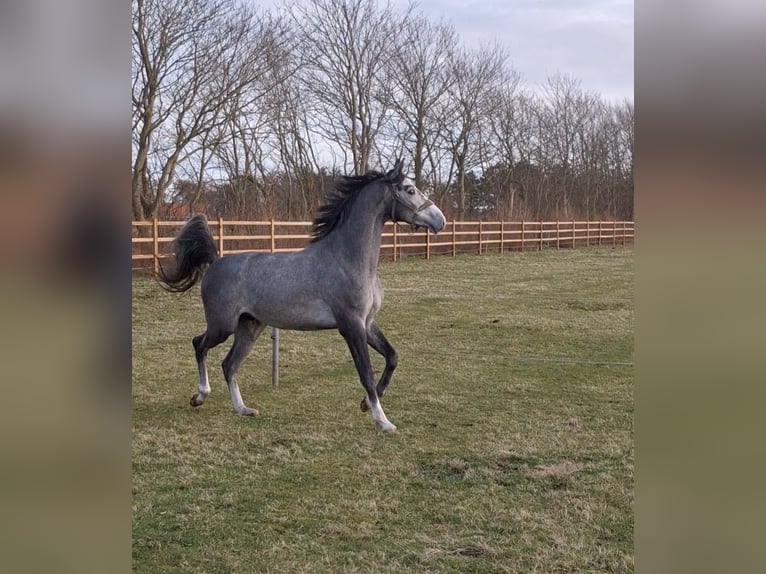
[132,219,635,273]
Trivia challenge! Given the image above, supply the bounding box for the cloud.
[398,0,634,101]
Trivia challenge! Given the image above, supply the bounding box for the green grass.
[133,247,634,573]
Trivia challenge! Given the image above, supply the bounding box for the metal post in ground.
[271,328,279,388]
[152,218,159,275]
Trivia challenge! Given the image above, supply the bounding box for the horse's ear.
[388,159,405,183]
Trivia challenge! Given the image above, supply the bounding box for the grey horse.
[158,160,446,432]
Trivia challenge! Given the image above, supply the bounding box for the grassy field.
[133,247,634,573]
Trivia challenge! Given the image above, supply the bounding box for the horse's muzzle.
[413,205,446,235]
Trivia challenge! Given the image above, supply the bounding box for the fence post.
[598,221,603,246]
[478,221,483,255]
[270,219,276,253]
[452,221,456,257]
[539,223,543,251]
[570,219,577,249]
[521,220,525,252]
[586,221,590,247]
[152,217,159,275]
[556,220,560,249]
[218,217,224,256]
[500,222,504,254]
[613,221,617,248]
[271,328,279,388]
[426,227,430,260]
[393,223,398,261]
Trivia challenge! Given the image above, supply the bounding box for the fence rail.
[132,219,635,273]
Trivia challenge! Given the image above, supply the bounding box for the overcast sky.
[264,0,633,103]
[394,0,634,103]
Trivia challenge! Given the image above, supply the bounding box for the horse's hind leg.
[190,330,228,407]
[222,316,265,416]
[360,321,398,412]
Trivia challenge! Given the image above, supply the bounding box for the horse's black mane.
[310,170,392,242]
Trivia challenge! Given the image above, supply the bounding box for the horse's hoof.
[381,423,397,434]
[360,398,369,412]
[237,407,259,417]
[190,393,204,407]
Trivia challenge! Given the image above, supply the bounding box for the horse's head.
[385,159,446,234]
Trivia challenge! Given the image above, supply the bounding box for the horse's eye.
[407,187,415,195]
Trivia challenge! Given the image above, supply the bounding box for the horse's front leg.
[338,318,397,433]
[360,320,398,412]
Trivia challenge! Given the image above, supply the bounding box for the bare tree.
[616,99,634,218]
[131,0,288,220]
[290,0,403,175]
[269,51,326,219]
[439,43,508,219]
[386,13,457,189]
[536,74,600,218]
[591,99,633,220]
[132,0,633,223]
[472,71,523,218]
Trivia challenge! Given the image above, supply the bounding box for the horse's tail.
[157,214,219,292]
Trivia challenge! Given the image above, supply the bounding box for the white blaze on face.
[401,177,427,208]
[397,175,444,232]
